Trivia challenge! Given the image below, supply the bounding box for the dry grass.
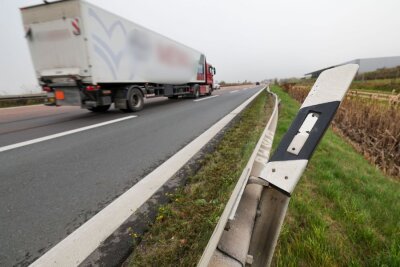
[281,83,400,177]
[334,97,400,177]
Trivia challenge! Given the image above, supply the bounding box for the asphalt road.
[0,86,262,266]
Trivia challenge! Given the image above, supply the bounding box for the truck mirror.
[213,68,216,75]
[25,27,33,40]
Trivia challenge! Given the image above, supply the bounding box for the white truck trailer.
[21,0,216,112]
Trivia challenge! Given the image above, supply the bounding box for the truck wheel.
[123,87,144,112]
[88,105,111,112]
[192,85,200,99]
[206,87,213,96]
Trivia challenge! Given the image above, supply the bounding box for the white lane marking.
[30,87,265,267]
[193,95,219,102]
[230,90,239,93]
[0,116,137,153]
[0,104,44,111]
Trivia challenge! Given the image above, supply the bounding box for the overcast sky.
[1,0,399,94]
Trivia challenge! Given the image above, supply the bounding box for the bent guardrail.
[198,86,279,266]
[199,64,359,267]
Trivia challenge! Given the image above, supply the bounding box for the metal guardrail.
[199,64,359,267]
[198,86,279,266]
[0,93,46,100]
[0,93,46,108]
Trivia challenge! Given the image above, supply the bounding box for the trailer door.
[21,1,90,80]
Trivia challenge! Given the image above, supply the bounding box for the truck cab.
[205,62,216,93]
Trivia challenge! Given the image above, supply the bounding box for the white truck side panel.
[80,1,205,84]
[22,0,205,85]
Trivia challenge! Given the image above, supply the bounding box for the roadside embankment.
[124,90,274,266]
[271,85,399,266]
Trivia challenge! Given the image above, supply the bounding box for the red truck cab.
[197,62,215,96]
[206,62,215,86]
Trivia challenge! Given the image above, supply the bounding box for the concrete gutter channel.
[30,86,266,267]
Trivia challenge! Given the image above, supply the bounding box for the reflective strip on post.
[259,64,359,195]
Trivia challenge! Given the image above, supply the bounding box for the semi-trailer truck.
[20,0,216,112]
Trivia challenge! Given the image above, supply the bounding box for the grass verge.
[270,85,400,266]
[0,98,45,108]
[350,79,400,93]
[293,78,400,93]
[124,90,273,266]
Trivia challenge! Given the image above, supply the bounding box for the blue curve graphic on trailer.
[93,44,117,79]
[91,34,124,68]
[88,8,127,38]
[89,8,136,79]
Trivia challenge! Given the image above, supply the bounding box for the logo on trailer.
[71,18,81,36]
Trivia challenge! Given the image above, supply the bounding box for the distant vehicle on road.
[213,83,221,90]
[21,0,216,112]
[255,82,260,85]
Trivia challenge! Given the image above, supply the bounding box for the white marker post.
[253,64,359,266]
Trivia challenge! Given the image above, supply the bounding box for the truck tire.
[122,87,144,112]
[192,85,200,99]
[88,105,111,112]
[206,87,213,96]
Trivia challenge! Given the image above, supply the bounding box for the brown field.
[281,83,400,177]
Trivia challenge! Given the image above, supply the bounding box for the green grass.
[294,78,400,93]
[270,85,400,267]
[350,79,400,93]
[356,66,400,81]
[125,90,274,266]
[0,98,45,108]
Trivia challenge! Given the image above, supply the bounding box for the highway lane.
[0,86,262,266]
